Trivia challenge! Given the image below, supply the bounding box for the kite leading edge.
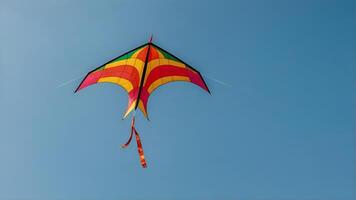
[75,36,210,168]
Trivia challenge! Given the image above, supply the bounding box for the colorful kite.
[75,36,210,168]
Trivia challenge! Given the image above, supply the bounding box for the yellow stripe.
[167,60,186,68]
[105,58,144,69]
[147,58,186,69]
[123,100,136,118]
[156,49,165,59]
[98,77,134,92]
[138,100,148,118]
[147,76,190,93]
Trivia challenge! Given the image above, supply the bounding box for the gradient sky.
[0,0,355,199]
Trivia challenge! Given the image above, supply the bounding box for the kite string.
[56,73,87,89]
[121,114,136,148]
[201,74,232,87]
[121,125,134,148]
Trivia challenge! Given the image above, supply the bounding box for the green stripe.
[94,46,146,72]
[156,47,180,62]
[94,66,105,72]
[110,46,144,63]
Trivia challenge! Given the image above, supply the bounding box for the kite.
[75,36,210,168]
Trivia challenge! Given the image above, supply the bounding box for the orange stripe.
[148,47,160,61]
[131,46,147,59]
[135,46,149,62]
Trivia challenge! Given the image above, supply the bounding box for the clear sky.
[0,0,355,199]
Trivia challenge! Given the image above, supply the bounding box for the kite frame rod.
[135,39,152,109]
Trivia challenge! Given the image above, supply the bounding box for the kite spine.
[135,39,152,109]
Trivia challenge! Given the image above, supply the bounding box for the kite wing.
[75,41,210,119]
[75,44,149,118]
[137,44,210,118]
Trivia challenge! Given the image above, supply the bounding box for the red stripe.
[77,70,102,91]
[138,88,149,113]
[187,70,209,92]
[136,65,208,114]
[77,65,141,92]
[101,66,140,87]
[144,65,189,87]
[127,88,139,106]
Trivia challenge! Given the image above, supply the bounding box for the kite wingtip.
[204,87,211,95]
[74,86,81,93]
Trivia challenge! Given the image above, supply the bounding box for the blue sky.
[0,0,355,199]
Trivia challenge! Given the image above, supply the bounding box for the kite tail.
[121,117,135,148]
[121,116,147,168]
[133,127,147,168]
